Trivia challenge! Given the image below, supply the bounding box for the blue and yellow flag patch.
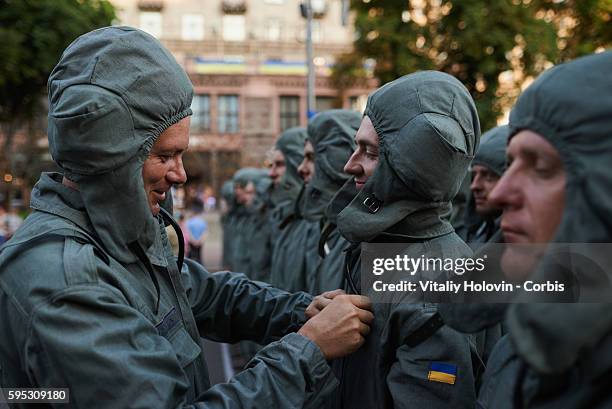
[428,362,457,385]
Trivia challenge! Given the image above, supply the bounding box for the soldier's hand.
[298,294,373,359]
[305,289,346,319]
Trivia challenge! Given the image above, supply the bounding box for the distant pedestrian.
[0,205,6,244]
[0,205,22,243]
[186,200,207,263]
[206,195,216,211]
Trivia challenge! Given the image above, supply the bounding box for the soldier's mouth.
[152,189,167,202]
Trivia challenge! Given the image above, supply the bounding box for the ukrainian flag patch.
[427,362,457,385]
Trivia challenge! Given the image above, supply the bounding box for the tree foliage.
[0,0,115,140]
[535,0,612,60]
[342,0,611,130]
[0,0,115,206]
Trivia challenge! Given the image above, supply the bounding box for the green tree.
[0,0,115,205]
[330,52,373,108]
[341,0,573,130]
[535,0,612,61]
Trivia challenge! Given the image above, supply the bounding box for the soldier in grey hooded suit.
[0,26,374,409]
[328,71,482,409]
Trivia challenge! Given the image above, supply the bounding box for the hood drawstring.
[318,222,336,258]
[159,207,184,272]
[343,242,361,294]
[128,241,161,314]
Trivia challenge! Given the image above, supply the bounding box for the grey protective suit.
[268,129,306,254]
[232,168,274,359]
[302,109,361,294]
[220,180,235,269]
[250,173,274,282]
[459,125,509,246]
[475,51,612,409]
[235,168,273,282]
[269,128,319,293]
[230,167,267,278]
[269,128,307,224]
[437,129,510,368]
[329,71,482,409]
[0,27,336,408]
[227,172,248,271]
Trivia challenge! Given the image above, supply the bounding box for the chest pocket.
[156,307,201,368]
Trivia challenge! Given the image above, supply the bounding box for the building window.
[315,96,334,112]
[222,0,247,14]
[222,15,246,41]
[349,95,368,113]
[266,18,282,41]
[182,14,204,41]
[191,94,211,132]
[280,96,300,131]
[139,11,163,38]
[218,95,239,133]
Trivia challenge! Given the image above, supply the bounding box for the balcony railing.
[221,0,246,14]
[137,0,163,11]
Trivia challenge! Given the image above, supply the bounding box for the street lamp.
[300,0,350,119]
[300,0,316,119]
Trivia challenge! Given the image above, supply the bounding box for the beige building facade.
[112,0,376,193]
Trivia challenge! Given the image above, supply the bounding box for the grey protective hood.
[505,51,612,374]
[221,180,235,204]
[270,127,307,209]
[449,173,471,232]
[233,167,262,188]
[462,125,510,233]
[233,168,270,213]
[253,170,273,212]
[303,109,360,222]
[471,125,509,177]
[335,71,480,243]
[47,26,193,264]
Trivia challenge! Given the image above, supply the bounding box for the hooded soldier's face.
[234,185,246,203]
[470,164,501,218]
[142,117,190,216]
[344,116,379,190]
[243,182,256,206]
[298,140,315,183]
[269,149,286,186]
[489,130,566,278]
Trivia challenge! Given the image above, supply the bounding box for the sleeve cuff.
[282,332,327,369]
[278,332,338,398]
[292,292,314,328]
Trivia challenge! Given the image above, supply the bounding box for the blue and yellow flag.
[428,362,457,385]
